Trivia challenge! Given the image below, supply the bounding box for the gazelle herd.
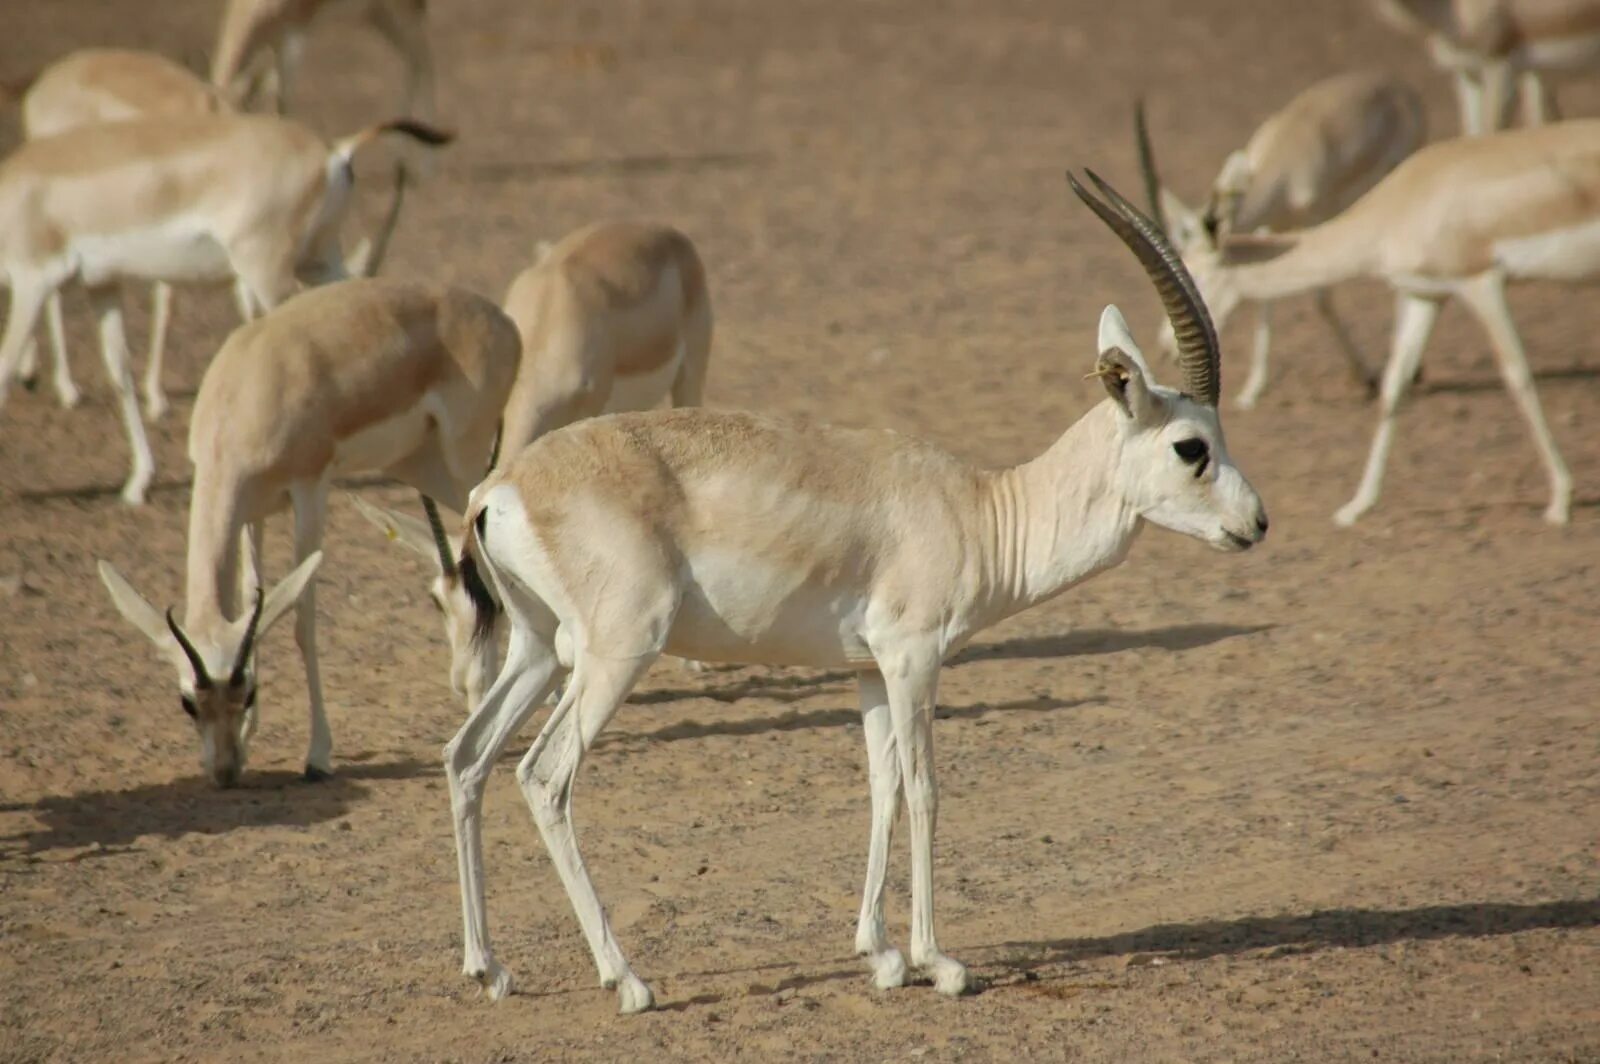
[2,0,1592,1016]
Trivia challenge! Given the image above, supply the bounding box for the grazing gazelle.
[99,279,521,786]
[1139,72,1426,407]
[436,171,1267,1013]
[1374,0,1600,133]
[0,111,449,505]
[1140,117,1585,526]
[354,220,713,691]
[213,0,434,118]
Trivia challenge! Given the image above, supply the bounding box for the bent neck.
[1228,216,1375,302]
[182,465,245,637]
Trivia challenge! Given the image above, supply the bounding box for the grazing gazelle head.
[97,552,322,787]
[350,494,497,709]
[1069,170,1267,552]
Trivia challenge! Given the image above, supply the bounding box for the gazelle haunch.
[0,112,450,505]
[1374,0,1600,134]
[17,48,242,418]
[99,279,521,786]
[355,221,712,690]
[437,171,1266,1013]
[1145,118,1587,525]
[213,0,434,119]
[1138,73,1425,407]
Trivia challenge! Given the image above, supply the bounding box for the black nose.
[1255,513,1269,536]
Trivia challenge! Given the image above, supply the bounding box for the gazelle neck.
[981,401,1143,620]
[182,465,245,635]
[1227,215,1376,303]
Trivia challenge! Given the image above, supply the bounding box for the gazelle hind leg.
[43,293,79,409]
[84,287,156,506]
[1456,272,1573,524]
[444,617,565,1002]
[1312,288,1380,397]
[854,669,908,989]
[287,481,334,778]
[143,283,173,420]
[1234,300,1272,410]
[0,282,52,412]
[516,650,658,1013]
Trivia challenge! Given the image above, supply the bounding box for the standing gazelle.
[99,279,521,786]
[436,171,1267,1012]
[1140,117,1587,526]
[1140,72,1426,407]
[354,220,713,689]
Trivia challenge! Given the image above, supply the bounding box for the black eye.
[1173,438,1208,463]
[180,696,198,719]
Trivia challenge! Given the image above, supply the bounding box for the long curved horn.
[422,495,457,578]
[230,590,265,688]
[1066,169,1221,406]
[166,609,214,690]
[1134,98,1168,235]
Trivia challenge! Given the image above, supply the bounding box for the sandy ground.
[2,1,1598,1061]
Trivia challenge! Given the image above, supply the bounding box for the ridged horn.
[1133,98,1168,236]
[422,495,457,578]
[229,590,264,688]
[1066,168,1221,406]
[166,609,213,690]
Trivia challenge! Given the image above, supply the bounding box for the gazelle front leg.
[1234,300,1273,410]
[143,283,174,420]
[288,481,334,778]
[881,647,972,996]
[43,294,79,409]
[1312,288,1379,397]
[1335,291,1439,526]
[85,286,156,505]
[854,669,908,989]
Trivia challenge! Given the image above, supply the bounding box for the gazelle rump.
[436,172,1266,1012]
[1140,72,1425,406]
[1143,117,1588,525]
[354,220,713,698]
[98,279,521,786]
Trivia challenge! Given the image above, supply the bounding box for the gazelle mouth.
[1222,530,1256,551]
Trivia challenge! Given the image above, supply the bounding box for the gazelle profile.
[1140,72,1426,407]
[1141,117,1584,526]
[1374,0,1600,133]
[213,0,434,118]
[436,171,1267,1013]
[355,220,712,685]
[98,279,521,786]
[0,112,449,504]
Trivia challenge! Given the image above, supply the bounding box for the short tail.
[333,118,456,163]
[457,506,500,648]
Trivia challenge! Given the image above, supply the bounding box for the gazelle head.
[97,552,322,787]
[1131,102,1247,361]
[1069,170,1268,552]
[351,495,497,709]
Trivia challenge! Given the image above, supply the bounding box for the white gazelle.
[436,172,1268,1013]
[99,279,521,786]
[1139,72,1426,407]
[0,111,449,504]
[353,220,713,691]
[1140,118,1589,526]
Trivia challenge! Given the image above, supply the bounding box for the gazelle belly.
[1494,215,1600,281]
[74,219,232,287]
[331,402,432,475]
[604,346,681,413]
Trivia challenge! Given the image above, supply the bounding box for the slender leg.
[854,669,908,989]
[271,30,304,115]
[43,293,79,409]
[1312,288,1379,397]
[83,287,156,506]
[287,481,333,778]
[232,278,257,324]
[445,623,565,1002]
[144,283,174,420]
[0,282,51,413]
[1234,300,1272,410]
[1480,60,1514,133]
[1454,70,1485,135]
[881,648,971,996]
[516,651,657,1013]
[16,335,37,388]
[1335,291,1440,526]
[1455,272,1573,524]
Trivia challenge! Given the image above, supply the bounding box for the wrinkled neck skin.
[978,401,1143,624]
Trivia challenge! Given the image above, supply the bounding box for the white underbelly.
[73,222,233,287]
[604,349,681,414]
[1494,216,1600,281]
[330,404,432,475]
[1519,34,1600,74]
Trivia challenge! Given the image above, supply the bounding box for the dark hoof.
[303,764,334,783]
[20,375,38,393]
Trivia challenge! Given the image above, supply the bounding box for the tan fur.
[23,49,229,138]
[497,221,713,462]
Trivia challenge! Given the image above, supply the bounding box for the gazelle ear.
[259,551,323,635]
[98,561,171,648]
[1091,310,1162,425]
[348,493,438,562]
[1159,187,1206,247]
[1097,304,1154,379]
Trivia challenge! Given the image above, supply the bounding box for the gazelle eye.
[1173,438,1208,463]
[180,696,198,719]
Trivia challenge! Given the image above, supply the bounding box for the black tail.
[458,507,499,646]
[378,118,456,147]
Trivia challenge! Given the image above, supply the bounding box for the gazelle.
[98,278,521,786]
[213,0,434,118]
[1139,72,1426,407]
[16,48,241,417]
[354,220,712,688]
[1142,118,1586,526]
[436,172,1267,1013]
[1374,0,1600,133]
[0,111,449,504]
